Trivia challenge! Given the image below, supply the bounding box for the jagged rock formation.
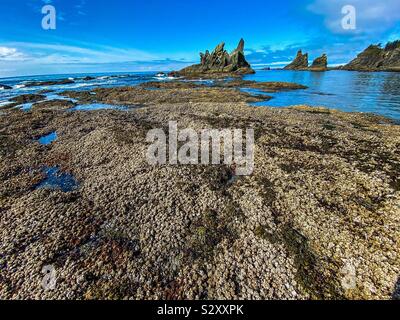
[173,39,255,77]
[310,54,328,71]
[343,41,400,71]
[284,50,309,70]
[284,51,328,71]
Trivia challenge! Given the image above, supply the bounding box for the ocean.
[1,70,400,121]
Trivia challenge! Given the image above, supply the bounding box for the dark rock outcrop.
[218,79,308,92]
[284,51,329,71]
[172,39,255,77]
[313,54,327,67]
[25,79,75,87]
[32,99,77,111]
[284,50,309,70]
[0,84,12,90]
[310,54,328,71]
[343,41,400,71]
[10,94,46,104]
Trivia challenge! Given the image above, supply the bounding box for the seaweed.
[255,223,344,299]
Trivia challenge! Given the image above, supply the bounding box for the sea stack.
[343,41,400,71]
[284,50,309,70]
[309,54,328,71]
[171,39,255,77]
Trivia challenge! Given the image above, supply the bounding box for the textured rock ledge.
[0,86,399,300]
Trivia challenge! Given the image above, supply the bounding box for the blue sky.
[0,0,399,77]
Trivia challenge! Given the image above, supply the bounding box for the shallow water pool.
[35,167,79,192]
[70,103,128,111]
[38,132,57,145]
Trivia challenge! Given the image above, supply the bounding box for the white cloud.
[0,40,196,77]
[269,61,292,66]
[308,0,400,35]
[3,42,159,64]
[0,47,27,61]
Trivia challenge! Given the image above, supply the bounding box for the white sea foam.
[70,82,102,88]
[45,93,78,103]
[153,76,177,81]
[0,100,10,106]
[18,103,33,111]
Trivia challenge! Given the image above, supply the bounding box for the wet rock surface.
[62,85,271,105]
[139,81,207,90]
[32,100,77,111]
[138,79,306,95]
[11,94,46,104]
[0,87,399,300]
[218,79,308,92]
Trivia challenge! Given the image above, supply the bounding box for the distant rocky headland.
[170,39,255,78]
[283,40,400,72]
[341,40,400,72]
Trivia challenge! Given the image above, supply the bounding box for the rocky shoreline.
[341,41,400,72]
[1,80,399,300]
